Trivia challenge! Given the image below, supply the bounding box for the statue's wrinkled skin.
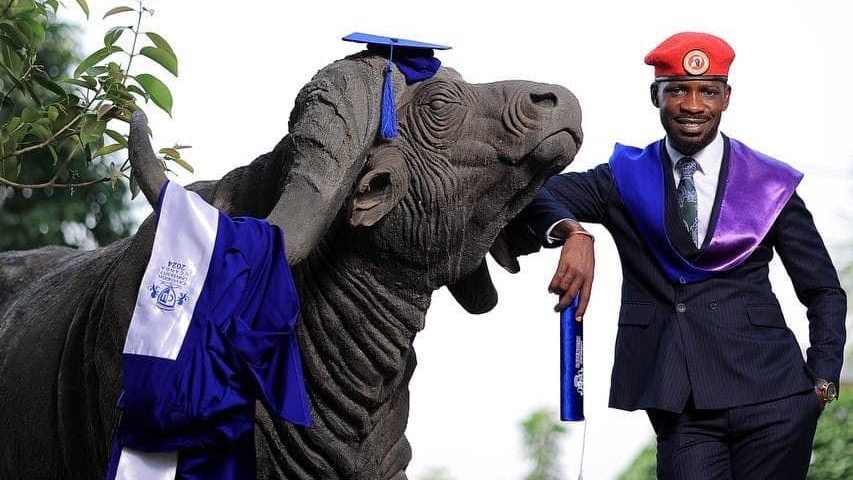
[0,51,582,479]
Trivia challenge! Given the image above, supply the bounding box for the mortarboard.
[342,32,452,139]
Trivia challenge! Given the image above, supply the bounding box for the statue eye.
[429,99,448,110]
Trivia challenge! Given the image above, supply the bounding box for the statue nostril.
[530,92,557,109]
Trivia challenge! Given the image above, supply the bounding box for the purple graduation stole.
[609,137,803,284]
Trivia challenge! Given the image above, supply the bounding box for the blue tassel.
[380,62,397,139]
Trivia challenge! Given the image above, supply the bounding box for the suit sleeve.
[520,163,615,246]
[773,192,847,387]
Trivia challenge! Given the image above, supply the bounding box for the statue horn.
[128,110,167,208]
[266,53,393,265]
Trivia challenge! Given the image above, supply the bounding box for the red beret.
[644,32,735,81]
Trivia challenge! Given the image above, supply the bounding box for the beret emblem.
[683,49,710,75]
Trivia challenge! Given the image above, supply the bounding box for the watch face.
[826,383,838,401]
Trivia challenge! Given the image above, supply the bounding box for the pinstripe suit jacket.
[523,137,847,412]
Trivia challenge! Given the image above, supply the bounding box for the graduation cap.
[342,32,452,139]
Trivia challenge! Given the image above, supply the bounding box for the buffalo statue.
[0,49,582,479]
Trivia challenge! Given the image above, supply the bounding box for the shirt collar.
[666,131,724,175]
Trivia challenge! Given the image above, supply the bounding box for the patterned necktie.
[675,157,700,246]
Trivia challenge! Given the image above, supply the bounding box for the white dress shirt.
[666,132,724,246]
[545,132,725,246]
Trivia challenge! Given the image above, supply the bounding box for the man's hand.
[814,390,827,413]
[548,220,595,317]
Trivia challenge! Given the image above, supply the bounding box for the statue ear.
[348,145,408,228]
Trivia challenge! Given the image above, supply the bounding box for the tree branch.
[46,141,80,184]
[122,1,145,89]
[0,175,109,189]
[2,113,83,160]
[0,141,102,190]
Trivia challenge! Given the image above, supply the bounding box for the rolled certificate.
[560,295,584,421]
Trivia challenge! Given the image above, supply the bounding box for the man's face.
[651,79,731,155]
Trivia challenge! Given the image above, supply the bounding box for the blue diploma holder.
[560,295,584,421]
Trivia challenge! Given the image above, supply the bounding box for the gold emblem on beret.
[683,49,710,75]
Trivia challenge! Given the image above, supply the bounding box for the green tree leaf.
[158,147,180,159]
[7,117,23,133]
[0,62,28,94]
[92,143,125,159]
[75,0,90,18]
[144,32,176,58]
[11,0,35,13]
[23,18,46,45]
[31,70,67,98]
[0,21,28,48]
[169,157,194,173]
[129,172,140,199]
[126,84,147,98]
[103,26,127,47]
[79,115,106,147]
[1,45,25,75]
[73,46,121,78]
[30,124,51,141]
[10,124,30,142]
[47,145,59,165]
[105,129,128,148]
[134,74,173,115]
[21,106,39,123]
[139,46,178,76]
[103,6,136,19]
[62,77,97,90]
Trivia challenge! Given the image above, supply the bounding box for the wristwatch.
[815,378,838,404]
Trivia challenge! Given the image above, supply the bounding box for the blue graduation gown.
[107,181,311,480]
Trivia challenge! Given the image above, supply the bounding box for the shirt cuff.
[545,218,577,245]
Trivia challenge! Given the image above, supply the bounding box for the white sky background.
[66,1,852,479]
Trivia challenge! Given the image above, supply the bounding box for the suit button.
[676,303,687,313]
[708,301,718,310]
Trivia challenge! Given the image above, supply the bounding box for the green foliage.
[521,408,567,480]
[0,15,133,250]
[0,174,133,250]
[617,443,655,480]
[0,1,193,250]
[0,0,191,197]
[808,385,853,479]
[618,385,853,480]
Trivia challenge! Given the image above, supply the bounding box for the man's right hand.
[548,220,595,318]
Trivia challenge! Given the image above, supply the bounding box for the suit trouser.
[646,390,821,480]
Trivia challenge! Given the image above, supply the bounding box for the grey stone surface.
[0,51,582,479]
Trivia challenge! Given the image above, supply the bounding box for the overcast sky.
[67,1,852,479]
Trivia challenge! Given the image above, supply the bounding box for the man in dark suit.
[519,32,847,479]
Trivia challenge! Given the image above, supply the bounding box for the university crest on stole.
[148,260,193,311]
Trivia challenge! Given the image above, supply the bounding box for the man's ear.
[348,144,409,228]
[650,82,660,108]
[722,84,732,111]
